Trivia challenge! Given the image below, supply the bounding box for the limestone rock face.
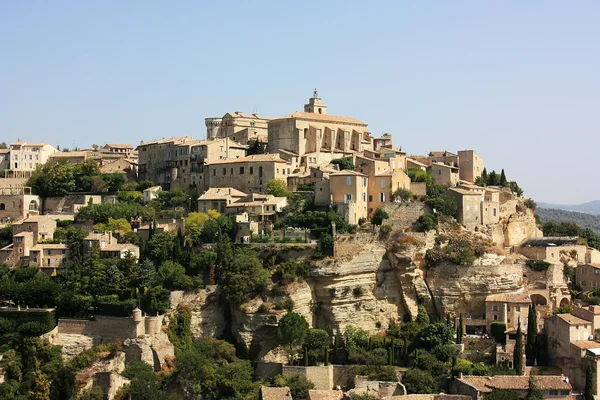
[231,308,281,361]
[48,333,96,360]
[169,286,226,338]
[426,261,524,317]
[502,205,542,247]
[123,332,174,371]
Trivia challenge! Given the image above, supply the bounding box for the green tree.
[526,302,537,365]
[415,305,430,325]
[500,169,507,186]
[273,374,314,400]
[514,320,524,375]
[147,232,175,265]
[457,314,464,344]
[415,323,454,350]
[156,261,196,291]
[526,374,544,400]
[28,160,76,198]
[219,247,269,305]
[247,140,266,155]
[585,365,594,400]
[488,170,499,186]
[392,188,412,202]
[330,158,355,171]
[305,329,330,364]
[371,208,389,226]
[402,368,434,394]
[278,312,309,363]
[266,179,291,197]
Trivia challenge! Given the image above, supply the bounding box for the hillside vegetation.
[537,207,600,234]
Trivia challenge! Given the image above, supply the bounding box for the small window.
[549,391,558,396]
[47,250,52,256]
[560,391,569,396]
[250,167,254,175]
[493,315,498,321]
[222,168,226,175]
[345,194,352,203]
[240,167,244,174]
[507,306,511,311]
[379,192,385,202]
[516,306,521,312]
[492,305,498,311]
[363,177,367,186]
[438,169,442,175]
[380,179,386,188]
[346,176,352,186]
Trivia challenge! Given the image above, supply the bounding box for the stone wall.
[382,202,430,231]
[93,372,130,400]
[58,316,140,339]
[282,365,334,390]
[410,182,426,197]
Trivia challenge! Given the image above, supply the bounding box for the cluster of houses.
[3,92,600,397]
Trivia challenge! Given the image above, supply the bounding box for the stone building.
[429,150,459,167]
[170,138,247,191]
[103,143,134,156]
[447,185,500,230]
[484,292,531,332]
[208,154,289,194]
[329,170,369,225]
[0,215,58,266]
[268,93,372,167]
[99,158,138,180]
[137,136,194,188]
[451,375,572,400]
[205,112,271,144]
[197,187,247,214]
[4,141,58,178]
[372,133,392,151]
[142,186,161,203]
[575,263,600,290]
[29,243,68,275]
[518,237,586,265]
[457,150,484,183]
[259,386,292,400]
[225,194,287,224]
[0,186,40,222]
[431,162,459,186]
[0,148,10,172]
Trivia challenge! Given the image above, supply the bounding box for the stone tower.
[304,89,328,115]
[205,118,222,139]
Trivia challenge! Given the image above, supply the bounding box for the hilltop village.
[0,93,598,399]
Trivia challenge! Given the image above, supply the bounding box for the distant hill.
[537,200,600,215]
[536,207,600,234]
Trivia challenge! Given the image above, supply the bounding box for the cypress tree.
[500,169,507,186]
[481,168,488,184]
[456,326,461,344]
[324,347,329,366]
[514,320,524,375]
[584,365,594,400]
[526,374,543,400]
[446,313,451,327]
[304,346,309,367]
[457,314,464,344]
[526,302,538,365]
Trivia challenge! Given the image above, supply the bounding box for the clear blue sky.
[1,1,598,204]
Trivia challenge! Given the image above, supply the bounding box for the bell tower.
[304,88,327,115]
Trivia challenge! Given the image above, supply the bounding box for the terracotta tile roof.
[30,243,68,250]
[137,136,194,147]
[272,111,367,126]
[209,154,287,165]
[329,170,368,177]
[485,292,530,303]
[143,186,162,192]
[224,111,273,120]
[430,151,457,157]
[259,386,292,400]
[197,187,247,201]
[572,340,600,350]
[101,243,138,252]
[556,314,590,326]
[406,157,429,168]
[104,144,133,149]
[458,375,571,392]
[448,188,482,196]
[431,162,459,171]
[307,389,344,400]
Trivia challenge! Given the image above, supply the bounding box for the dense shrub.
[490,322,507,344]
[525,260,551,271]
[425,236,487,267]
[417,214,437,232]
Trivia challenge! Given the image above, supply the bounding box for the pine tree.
[584,365,594,400]
[500,169,507,186]
[488,170,499,186]
[514,320,524,375]
[526,302,538,365]
[481,168,488,183]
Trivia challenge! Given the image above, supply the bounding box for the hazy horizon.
[2,1,598,203]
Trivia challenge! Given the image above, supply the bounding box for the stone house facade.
[6,141,58,178]
[457,150,484,183]
[575,263,600,291]
[485,292,531,332]
[197,187,247,214]
[268,94,372,166]
[431,162,459,186]
[0,186,40,222]
[329,170,369,225]
[30,243,68,275]
[208,154,289,194]
[205,112,271,144]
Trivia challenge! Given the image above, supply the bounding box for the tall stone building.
[458,150,484,183]
[268,92,373,168]
[4,141,58,178]
[205,112,271,144]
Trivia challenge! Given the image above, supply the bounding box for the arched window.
[0,203,5,210]
[29,200,38,211]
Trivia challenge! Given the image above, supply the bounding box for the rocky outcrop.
[231,307,281,361]
[169,286,226,338]
[48,333,96,360]
[122,331,174,371]
[426,259,524,317]
[502,207,542,247]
